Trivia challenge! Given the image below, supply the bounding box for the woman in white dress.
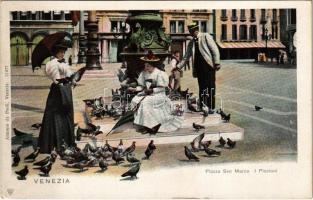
[128,53,183,133]
[38,40,75,153]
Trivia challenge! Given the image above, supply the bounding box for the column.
[77,11,87,63]
[101,40,109,63]
[61,11,65,20]
[85,11,102,69]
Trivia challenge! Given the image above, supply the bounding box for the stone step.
[76,122,244,147]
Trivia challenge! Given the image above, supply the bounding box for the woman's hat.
[187,22,199,31]
[53,39,72,51]
[140,50,160,62]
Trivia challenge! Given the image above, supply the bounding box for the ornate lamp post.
[263,28,272,61]
[85,11,102,70]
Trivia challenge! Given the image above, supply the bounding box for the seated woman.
[128,52,183,133]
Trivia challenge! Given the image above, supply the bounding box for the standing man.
[178,22,221,113]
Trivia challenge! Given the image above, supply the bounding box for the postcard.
[0,1,312,199]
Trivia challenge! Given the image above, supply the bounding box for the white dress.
[45,58,72,83]
[131,68,183,132]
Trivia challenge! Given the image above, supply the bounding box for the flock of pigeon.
[12,88,263,180]
[13,138,157,180]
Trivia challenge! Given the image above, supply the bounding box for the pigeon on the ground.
[11,146,22,156]
[121,162,141,179]
[255,105,262,111]
[126,153,140,164]
[218,136,226,147]
[223,114,231,122]
[122,141,136,156]
[15,165,29,180]
[227,138,236,149]
[143,140,157,160]
[184,146,199,161]
[68,160,91,172]
[12,152,21,167]
[204,147,221,157]
[112,151,125,165]
[117,139,124,154]
[190,133,205,152]
[13,128,28,137]
[76,128,82,141]
[24,147,40,162]
[187,101,198,112]
[192,123,205,132]
[145,124,161,135]
[202,102,209,117]
[31,123,42,129]
[33,152,57,167]
[39,161,53,177]
[99,158,108,171]
[83,99,95,107]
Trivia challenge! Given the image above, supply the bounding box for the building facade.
[161,10,214,58]
[95,10,214,63]
[10,11,77,66]
[215,9,285,59]
[279,9,296,63]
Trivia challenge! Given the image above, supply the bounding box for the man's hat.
[187,22,199,31]
[140,50,160,62]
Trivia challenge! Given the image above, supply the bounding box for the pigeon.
[143,140,156,160]
[12,152,21,167]
[76,128,82,141]
[112,151,125,165]
[145,124,161,135]
[187,101,198,112]
[83,99,95,107]
[184,146,199,161]
[255,105,262,111]
[33,152,57,167]
[57,67,87,87]
[68,160,91,172]
[192,123,205,132]
[204,147,221,157]
[179,88,189,97]
[117,139,124,154]
[99,158,108,171]
[126,153,140,164]
[93,130,103,136]
[11,145,22,156]
[15,165,29,180]
[218,136,226,147]
[190,133,205,152]
[24,147,40,162]
[31,123,42,129]
[223,114,231,122]
[104,140,118,153]
[39,161,53,177]
[202,102,209,117]
[13,128,29,137]
[227,138,236,149]
[122,141,136,156]
[121,162,141,179]
[217,109,227,119]
[87,122,101,133]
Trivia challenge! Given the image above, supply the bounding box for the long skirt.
[131,92,183,132]
[38,83,75,154]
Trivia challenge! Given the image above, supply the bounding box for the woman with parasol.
[127,51,183,133]
[37,39,76,154]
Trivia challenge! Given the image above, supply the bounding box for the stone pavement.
[10,60,297,176]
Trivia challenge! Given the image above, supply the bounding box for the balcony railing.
[231,16,238,21]
[220,16,228,21]
[240,16,247,22]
